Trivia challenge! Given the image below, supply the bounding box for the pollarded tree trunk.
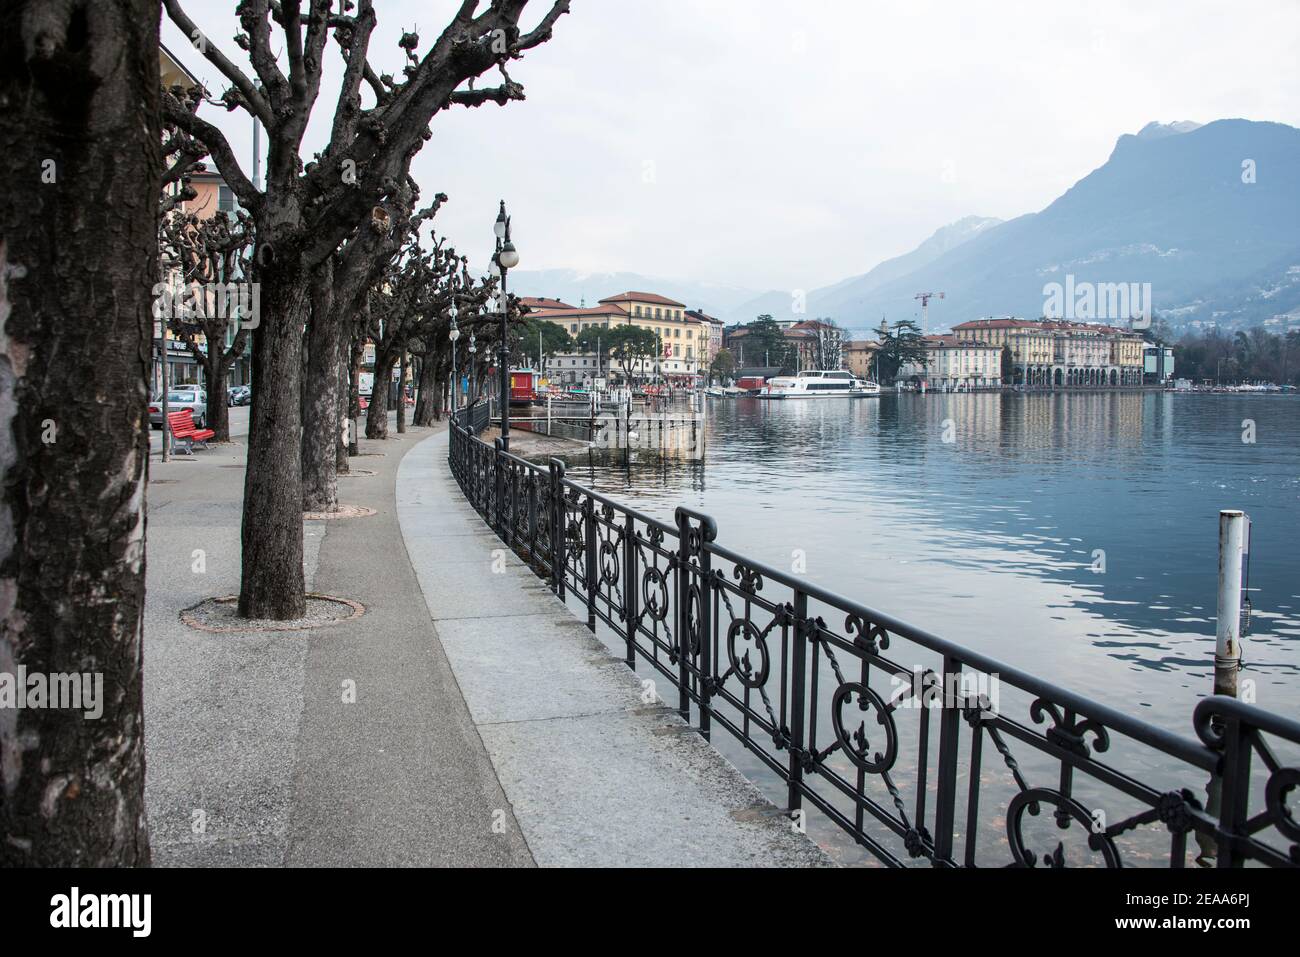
[413,353,438,426]
[203,346,231,441]
[302,258,340,512]
[239,259,308,620]
[0,0,159,866]
[366,349,395,439]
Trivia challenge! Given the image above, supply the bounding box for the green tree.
[577,324,660,381]
[872,319,928,385]
[514,315,573,367]
[710,347,737,382]
[747,314,797,369]
[1001,345,1016,384]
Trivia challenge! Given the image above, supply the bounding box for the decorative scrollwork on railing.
[684,582,703,657]
[641,564,669,623]
[724,618,770,690]
[1006,788,1122,868]
[732,563,763,595]
[828,681,899,774]
[599,534,621,586]
[844,614,890,656]
[1030,699,1111,758]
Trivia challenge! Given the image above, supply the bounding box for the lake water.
[567,391,1300,733]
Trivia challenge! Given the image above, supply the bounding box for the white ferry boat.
[756,370,881,399]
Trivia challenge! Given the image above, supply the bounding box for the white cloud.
[164,0,1300,292]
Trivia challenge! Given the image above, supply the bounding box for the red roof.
[520,296,576,311]
[598,291,687,308]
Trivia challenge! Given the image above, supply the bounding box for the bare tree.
[0,0,160,866]
[302,184,444,512]
[162,0,569,619]
[159,210,254,439]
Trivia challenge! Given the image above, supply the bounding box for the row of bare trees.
[0,0,567,866]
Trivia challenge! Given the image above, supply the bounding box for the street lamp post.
[448,301,460,413]
[468,333,477,412]
[494,200,520,451]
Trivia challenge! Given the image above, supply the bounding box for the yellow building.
[532,291,708,384]
[844,340,880,380]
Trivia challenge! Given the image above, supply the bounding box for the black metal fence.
[449,410,1300,868]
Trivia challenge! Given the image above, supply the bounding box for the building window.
[218,185,236,212]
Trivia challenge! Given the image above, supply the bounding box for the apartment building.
[528,291,707,385]
[843,340,880,380]
[899,335,1003,390]
[952,317,1145,386]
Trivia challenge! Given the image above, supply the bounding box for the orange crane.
[915,292,945,333]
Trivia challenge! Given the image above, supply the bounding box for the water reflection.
[569,392,1300,731]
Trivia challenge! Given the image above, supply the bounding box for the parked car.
[228,385,251,407]
[149,389,207,430]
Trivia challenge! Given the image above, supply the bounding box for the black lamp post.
[448,300,460,412]
[468,333,477,409]
[493,200,520,450]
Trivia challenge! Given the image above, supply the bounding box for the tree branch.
[162,0,274,126]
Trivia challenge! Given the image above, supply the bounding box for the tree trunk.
[396,349,408,434]
[347,332,362,456]
[365,349,394,439]
[302,259,340,512]
[204,346,231,441]
[0,0,159,866]
[413,354,438,426]
[239,261,308,620]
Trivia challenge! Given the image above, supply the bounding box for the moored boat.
[756,370,881,399]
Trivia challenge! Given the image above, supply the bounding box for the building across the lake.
[899,335,1003,390]
[844,340,880,380]
[952,317,1146,386]
[525,291,708,386]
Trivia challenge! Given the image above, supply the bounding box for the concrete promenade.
[142,416,827,867]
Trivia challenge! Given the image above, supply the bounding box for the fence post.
[549,458,566,600]
[697,521,715,742]
[674,510,691,721]
[624,517,638,670]
[584,494,597,633]
[493,437,505,535]
[932,653,962,866]
[526,467,538,562]
[787,589,808,816]
[1215,710,1251,868]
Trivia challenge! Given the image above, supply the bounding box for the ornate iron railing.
[448,411,1300,868]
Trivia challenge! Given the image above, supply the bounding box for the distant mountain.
[525,120,1300,337]
[811,119,1300,334]
[508,268,759,317]
[724,215,1002,325]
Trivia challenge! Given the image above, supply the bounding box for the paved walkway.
[143,418,827,866]
[397,431,827,866]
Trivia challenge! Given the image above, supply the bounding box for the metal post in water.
[1215,510,1247,698]
[1196,508,1249,867]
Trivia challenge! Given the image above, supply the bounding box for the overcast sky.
[164,0,1300,293]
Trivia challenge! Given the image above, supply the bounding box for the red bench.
[166,409,215,454]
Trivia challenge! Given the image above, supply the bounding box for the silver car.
[149,389,208,430]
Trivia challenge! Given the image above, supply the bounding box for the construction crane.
[915,292,945,333]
